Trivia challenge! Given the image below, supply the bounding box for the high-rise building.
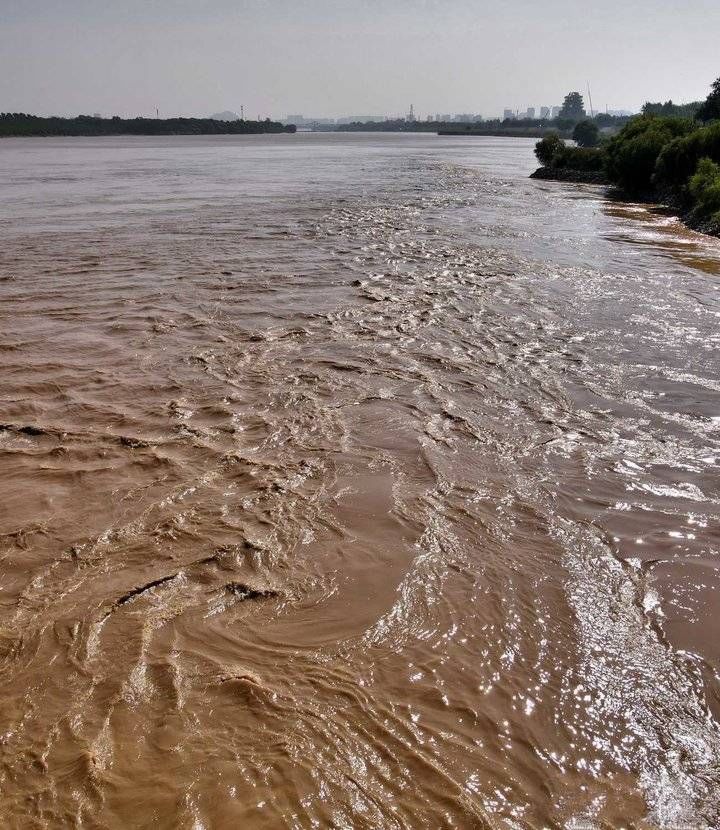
[551,106,561,118]
[503,109,515,120]
[540,106,550,119]
[526,107,535,120]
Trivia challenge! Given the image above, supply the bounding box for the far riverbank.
[0,113,295,137]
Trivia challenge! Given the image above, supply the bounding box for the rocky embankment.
[530,167,608,185]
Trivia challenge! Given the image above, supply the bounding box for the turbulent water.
[1,133,720,829]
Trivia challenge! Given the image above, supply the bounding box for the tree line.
[0,114,296,137]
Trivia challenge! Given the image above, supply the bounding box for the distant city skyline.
[85,104,639,125]
[205,104,639,126]
[2,0,717,119]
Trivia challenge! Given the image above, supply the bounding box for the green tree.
[688,157,720,231]
[534,133,564,166]
[697,77,720,122]
[553,117,575,132]
[604,115,697,195]
[573,120,600,147]
[655,122,720,196]
[643,100,702,118]
[559,92,586,120]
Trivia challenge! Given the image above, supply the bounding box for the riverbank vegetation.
[0,113,295,137]
[532,77,720,236]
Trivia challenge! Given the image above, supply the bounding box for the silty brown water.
[1,133,720,828]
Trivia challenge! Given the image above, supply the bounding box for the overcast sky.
[2,0,718,119]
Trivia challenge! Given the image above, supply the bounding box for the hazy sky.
[2,0,718,119]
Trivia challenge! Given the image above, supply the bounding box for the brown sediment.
[0,133,719,829]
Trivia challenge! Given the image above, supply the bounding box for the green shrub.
[654,122,720,200]
[603,115,697,195]
[534,133,604,171]
[688,158,720,231]
[535,133,564,166]
[554,145,605,171]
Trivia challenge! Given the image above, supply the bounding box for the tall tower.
[408,104,415,122]
[586,82,595,118]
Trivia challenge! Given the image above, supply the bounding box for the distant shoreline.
[0,114,295,138]
[439,128,571,139]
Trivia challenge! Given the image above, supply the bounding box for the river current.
[1,133,720,828]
